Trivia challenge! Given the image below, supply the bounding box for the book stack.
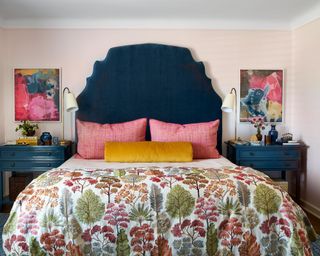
[282,140,300,146]
[16,136,38,145]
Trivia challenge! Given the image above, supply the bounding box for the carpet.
[314,236,320,256]
[0,213,7,255]
[0,213,319,255]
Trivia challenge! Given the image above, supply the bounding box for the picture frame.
[239,69,284,123]
[14,68,61,122]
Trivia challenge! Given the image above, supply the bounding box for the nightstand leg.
[296,169,300,203]
[281,171,286,180]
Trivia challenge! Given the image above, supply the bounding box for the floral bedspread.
[2,166,316,256]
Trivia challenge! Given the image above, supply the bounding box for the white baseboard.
[300,199,320,219]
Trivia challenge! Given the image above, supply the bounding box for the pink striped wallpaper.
[2,26,319,214]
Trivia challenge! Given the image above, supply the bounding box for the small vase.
[40,132,52,145]
[268,125,278,144]
[256,127,263,142]
[256,132,263,141]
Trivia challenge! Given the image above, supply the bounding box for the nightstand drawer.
[239,149,299,159]
[0,160,63,170]
[240,160,299,169]
[0,150,64,160]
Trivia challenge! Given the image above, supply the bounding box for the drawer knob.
[47,163,51,167]
[249,152,255,156]
[47,152,52,156]
[10,162,15,167]
[10,152,15,156]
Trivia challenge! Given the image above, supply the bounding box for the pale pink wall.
[1,27,319,216]
[293,18,320,215]
[0,28,4,143]
[9,28,320,208]
[2,29,293,145]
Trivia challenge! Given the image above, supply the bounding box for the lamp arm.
[230,88,238,141]
[63,87,71,94]
[62,87,71,141]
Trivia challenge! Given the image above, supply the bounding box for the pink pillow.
[77,118,147,159]
[150,119,220,159]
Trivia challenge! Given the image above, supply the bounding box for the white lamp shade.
[221,93,235,113]
[64,92,79,112]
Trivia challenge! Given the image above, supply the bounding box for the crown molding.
[1,18,290,30]
[1,12,319,31]
[291,2,320,29]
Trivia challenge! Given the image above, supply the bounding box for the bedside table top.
[0,144,69,150]
[225,141,306,149]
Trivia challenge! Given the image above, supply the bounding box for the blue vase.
[268,125,278,144]
[40,132,52,145]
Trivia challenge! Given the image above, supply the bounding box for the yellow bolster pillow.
[104,141,193,162]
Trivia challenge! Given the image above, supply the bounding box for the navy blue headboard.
[76,43,222,153]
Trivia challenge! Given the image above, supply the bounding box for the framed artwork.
[240,69,283,122]
[14,68,61,122]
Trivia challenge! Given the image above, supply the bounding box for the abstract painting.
[14,68,60,121]
[240,69,283,122]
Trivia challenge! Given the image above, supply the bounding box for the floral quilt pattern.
[2,166,316,256]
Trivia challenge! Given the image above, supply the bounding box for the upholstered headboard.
[76,43,223,153]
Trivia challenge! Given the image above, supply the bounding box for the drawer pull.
[249,152,255,156]
[10,152,15,156]
[47,152,52,156]
[47,163,51,167]
[10,162,15,167]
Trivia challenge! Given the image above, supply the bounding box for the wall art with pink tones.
[14,68,61,121]
[240,69,283,122]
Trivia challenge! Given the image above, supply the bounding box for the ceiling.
[0,0,320,29]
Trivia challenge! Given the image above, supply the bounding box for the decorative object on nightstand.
[15,120,39,137]
[265,135,272,145]
[281,133,293,143]
[225,141,306,203]
[52,136,59,145]
[283,141,301,146]
[15,120,39,145]
[268,124,278,144]
[0,144,72,208]
[60,87,78,145]
[221,87,240,142]
[16,136,38,145]
[40,132,52,145]
[249,116,266,141]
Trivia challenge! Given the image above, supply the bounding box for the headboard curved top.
[76,43,222,152]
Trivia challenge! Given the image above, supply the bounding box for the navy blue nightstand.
[225,142,306,203]
[0,144,72,209]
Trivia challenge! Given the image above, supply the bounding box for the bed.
[3,43,316,256]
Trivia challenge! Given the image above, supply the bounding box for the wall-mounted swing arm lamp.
[221,88,239,142]
[60,87,78,145]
